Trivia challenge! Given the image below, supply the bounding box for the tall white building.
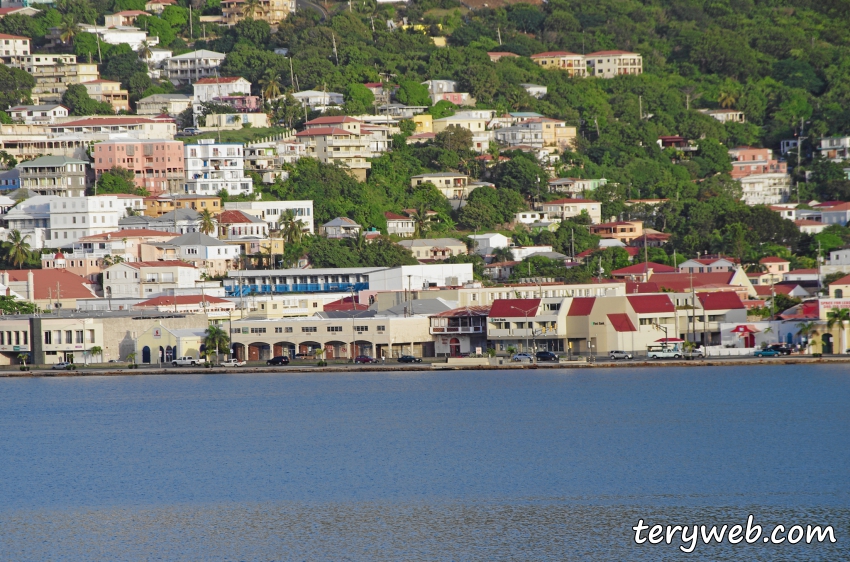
[46,195,129,247]
[183,140,253,197]
[224,200,315,234]
[163,50,225,84]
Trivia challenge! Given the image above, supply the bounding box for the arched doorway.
[822,333,834,354]
[165,346,174,362]
[231,343,246,361]
[247,342,271,362]
[449,338,461,356]
[159,346,165,362]
[325,341,347,359]
[142,346,151,364]
[273,342,296,358]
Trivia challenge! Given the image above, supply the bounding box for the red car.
[354,355,377,364]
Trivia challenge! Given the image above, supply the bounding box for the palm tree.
[137,40,153,67]
[199,209,217,236]
[796,321,817,354]
[101,255,125,267]
[408,206,430,238]
[59,17,78,44]
[826,308,850,354]
[241,0,263,18]
[717,90,738,109]
[203,325,230,362]
[349,230,366,253]
[260,69,282,101]
[6,230,31,268]
[127,352,136,365]
[278,210,304,244]
[90,345,103,363]
[492,247,515,263]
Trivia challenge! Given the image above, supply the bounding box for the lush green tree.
[94,167,147,196]
[61,84,113,116]
[457,63,499,104]
[0,295,36,314]
[5,230,31,268]
[0,64,34,108]
[360,237,418,267]
[309,237,362,268]
[102,51,147,87]
[396,80,431,106]
[434,125,472,152]
[343,83,375,114]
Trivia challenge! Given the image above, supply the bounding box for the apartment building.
[48,116,177,139]
[547,177,607,195]
[93,139,185,195]
[224,200,315,234]
[728,147,787,178]
[163,50,225,84]
[150,231,240,276]
[17,155,89,197]
[104,10,146,27]
[820,136,850,163]
[291,90,344,110]
[541,198,602,223]
[8,104,68,124]
[728,147,791,205]
[295,125,372,181]
[45,195,130,246]
[192,76,252,103]
[220,0,294,26]
[82,80,130,113]
[589,220,643,243]
[103,260,201,298]
[530,51,586,76]
[397,238,467,261]
[16,53,99,102]
[584,50,643,77]
[184,139,253,196]
[145,194,221,217]
[0,33,30,66]
[384,211,415,237]
[493,117,576,151]
[136,93,192,116]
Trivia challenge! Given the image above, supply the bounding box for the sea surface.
[0,366,847,560]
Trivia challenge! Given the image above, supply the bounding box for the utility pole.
[690,270,696,346]
[189,4,193,38]
[332,33,339,66]
[497,26,502,45]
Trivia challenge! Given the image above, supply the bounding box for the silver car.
[609,350,633,360]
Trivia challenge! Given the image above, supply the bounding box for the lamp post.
[510,305,535,355]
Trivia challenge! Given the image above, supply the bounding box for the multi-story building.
[547,177,607,195]
[103,260,202,298]
[728,147,787,178]
[92,139,185,195]
[17,155,89,197]
[2,195,53,247]
[192,76,252,103]
[530,51,586,76]
[211,94,261,112]
[220,0,294,26]
[48,116,177,139]
[224,200,315,234]
[145,0,177,14]
[145,194,221,217]
[163,50,225,84]
[135,93,192,116]
[291,90,344,110]
[397,238,467,261]
[0,33,30,66]
[217,209,268,240]
[384,211,415,237]
[82,79,130,112]
[118,208,201,234]
[103,10,146,27]
[45,195,130,246]
[493,117,576,152]
[320,217,361,239]
[698,108,746,123]
[16,53,99,102]
[819,136,850,163]
[584,50,643,77]
[183,139,253,196]
[728,146,791,205]
[589,220,643,244]
[541,198,602,224]
[295,124,372,181]
[75,24,159,51]
[8,104,68,124]
[149,231,240,276]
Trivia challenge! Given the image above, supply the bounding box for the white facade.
[739,173,792,206]
[367,263,474,291]
[820,136,850,163]
[46,195,128,247]
[163,50,225,83]
[183,140,253,196]
[224,200,315,234]
[584,50,643,78]
[541,199,602,224]
[2,195,53,248]
[8,104,68,124]
[0,33,31,66]
[468,233,511,255]
[291,90,344,110]
[78,25,159,50]
[192,77,252,103]
[103,261,201,298]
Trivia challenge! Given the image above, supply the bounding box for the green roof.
[17,156,89,168]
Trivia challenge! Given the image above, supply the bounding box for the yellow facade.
[145,195,222,217]
[134,324,206,364]
[413,114,433,134]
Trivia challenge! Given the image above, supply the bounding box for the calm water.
[0,366,847,560]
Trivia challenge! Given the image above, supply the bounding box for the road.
[296,0,328,20]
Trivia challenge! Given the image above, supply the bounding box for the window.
[87,330,95,343]
[302,327,317,333]
[65,330,73,344]
[376,325,385,331]
[76,330,84,344]
[327,326,342,332]
[274,327,283,333]
[250,327,266,334]
[285,327,293,333]
[353,326,368,332]
[44,331,52,344]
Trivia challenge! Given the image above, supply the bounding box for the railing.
[430,326,484,334]
[224,281,369,296]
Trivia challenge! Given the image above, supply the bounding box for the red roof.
[607,313,636,332]
[627,294,674,314]
[611,262,676,275]
[489,298,540,318]
[4,269,96,300]
[120,260,196,269]
[0,7,35,14]
[649,271,737,289]
[759,256,789,264]
[788,269,818,274]
[54,117,158,127]
[820,202,850,211]
[586,50,639,56]
[531,51,581,58]
[384,211,408,220]
[323,296,367,311]
[306,116,359,125]
[831,274,850,286]
[112,10,147,15]
[53,252,65,259]
[625,282,660,293]
[487,51,519,56]
[79,229,175,240]
[0,33,29,40]
[194,77,247,84]
[697,291,745,310]
[434,306,491,318]
[795,219,825,226]
[218,210,258,224]
[567,297,595,316]
[295,127,354,137]
[136,295,231,307]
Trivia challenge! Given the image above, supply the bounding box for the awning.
[655,337,684,343]
[730,324,761,334]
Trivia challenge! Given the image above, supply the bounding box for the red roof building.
[607,313,637,332]
[626,294,675,314]
[567,297,596,316]
[489,298,541,318]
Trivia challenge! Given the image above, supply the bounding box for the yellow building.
[530,51,587,76]
[144,194,222,217]
[82,79,130,113]
[134,324,208,364]
[413,114,433,134]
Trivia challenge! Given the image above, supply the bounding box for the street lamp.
[510,305,535,355]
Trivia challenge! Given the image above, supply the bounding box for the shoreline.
[1,356,848,377]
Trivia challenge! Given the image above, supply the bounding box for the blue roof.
[510,112,543,117]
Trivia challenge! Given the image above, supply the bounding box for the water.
[0,366,847,560]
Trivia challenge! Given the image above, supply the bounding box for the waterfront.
[1,366,847,560]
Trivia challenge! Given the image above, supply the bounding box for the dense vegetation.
[5,0,850,276]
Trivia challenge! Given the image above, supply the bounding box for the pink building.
[728,147,787,179]
[93,139,185,196]
[212,95,261,112]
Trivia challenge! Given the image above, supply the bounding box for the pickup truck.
[172,356,199,367]
[220,358,246,367]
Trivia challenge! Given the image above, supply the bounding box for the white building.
[820,136,850,163]
[103,260,201,298]
[46,195,130,247]
[0,33,31,66]
[291,90,344,110]
[183,139,253,196]
[224,200,315,234]
[584,50,643,77]
[77,24,159,51]
[8,104,68,124]
[468,233,511,255]
[163,50,225,84]
[192,76,252,103]
[739,173,792,206]
[2,195,53,248]
[698,108,746,124]
[541,198,602,224]
[521,83,547,98]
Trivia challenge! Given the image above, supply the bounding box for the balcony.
[430,326,484,335]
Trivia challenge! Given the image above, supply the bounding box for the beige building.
[397,238,467,261]
[295,122,372,181]
[585,50,643,78]
[589,220,643,243]
[220,0,295,26]
[530,51,586,76]
[82,80,130,113]
[49,116,177,139]
[136,93,192,116]
[0,33,31,66]
[18,54,99,102]
[541,198,602,224]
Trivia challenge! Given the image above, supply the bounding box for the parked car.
[609,350,633,360]
[220,359,246,367]
[52,361,72,370]
[768,344,792,355]
[179,127,200,136]
[172,356,198,367]
[397,355,422,363]
[512,352,534,363]
[294,353,315,360]
[754,348,781,357]
[108,359,121,363]
[266,356,290,366]
[354,355,377,364]
[535,351,559,362]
